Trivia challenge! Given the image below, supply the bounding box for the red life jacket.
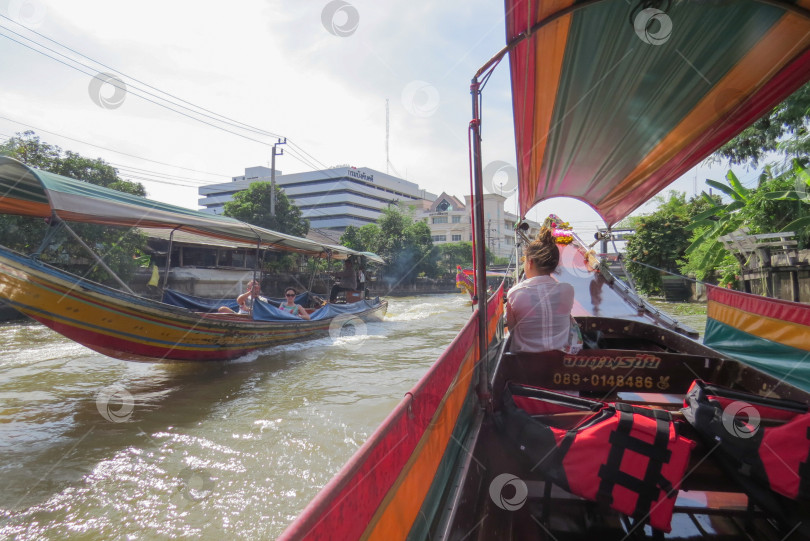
[682,379,810,501]
[498,382,695,532]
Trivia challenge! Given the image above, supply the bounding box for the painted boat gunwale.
[0,243,387,362]
[278,288,503,540]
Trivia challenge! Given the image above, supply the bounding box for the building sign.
[348,168,374,182]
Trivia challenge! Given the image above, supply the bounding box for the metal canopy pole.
[30,217,65,259]
[162,227,180,292]
[470,77,490,405]
[61,221,136,295]
[253,238,261,285]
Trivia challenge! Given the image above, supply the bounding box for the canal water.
[0,295,704,539]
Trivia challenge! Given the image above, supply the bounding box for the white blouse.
[506,274,575,353]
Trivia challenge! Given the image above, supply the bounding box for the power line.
[107,162,218,185]
[0,14,353,178]
[2,123,227,188]
[0,24,343,189]
[0,14,285,141]
[0,115,229,177]
[0,18,284,142]
[0,27,283,148]
[0,18,414,213]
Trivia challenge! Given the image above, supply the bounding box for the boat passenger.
[280,287,311,320]
[506,227,579,353]
[357,264,366,299]
[218,280,267,314]
[329,258,358,303]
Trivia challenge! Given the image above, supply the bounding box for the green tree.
[340,225,363,251]
[376,207,436,283]
[433,242,509,277]
[625,191,713,294]
[340,207,436,284]
[682,165,810,286]
[625,211,689,295]
[0,132,145,195]
[223,182,309,237]
[0,131,147,284]
[714,82,810,167]
[59,151,145,196]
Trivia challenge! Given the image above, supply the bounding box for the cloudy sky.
[0,0,754,237]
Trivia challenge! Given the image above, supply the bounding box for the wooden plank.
[751,231,795,240]
[753,240,797,248]
[524,482,751,513]
[674,491,749,512]
[616,391,683,405]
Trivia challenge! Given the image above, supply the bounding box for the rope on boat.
[621,257,702,284]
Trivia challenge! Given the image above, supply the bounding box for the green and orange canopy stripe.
[704,286,810,391]
[0,157,383,261]
[505,0,810,225]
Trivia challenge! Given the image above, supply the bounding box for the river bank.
[647,298,707,337]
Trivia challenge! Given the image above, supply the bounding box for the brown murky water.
[0,295,699,539]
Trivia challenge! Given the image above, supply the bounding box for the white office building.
[199,166,436,231]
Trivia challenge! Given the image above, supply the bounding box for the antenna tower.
[385,99,390,174]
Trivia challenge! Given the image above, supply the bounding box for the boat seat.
[493,350,726,405]
[616,391,683,407]
[345,290,364,302]
[525,480,749,511]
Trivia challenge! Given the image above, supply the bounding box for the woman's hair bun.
[536,226,554,244]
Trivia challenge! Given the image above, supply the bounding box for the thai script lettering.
[348,168,374,182]
[562,353,661,371]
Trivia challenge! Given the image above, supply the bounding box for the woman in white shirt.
[506,227,576,353]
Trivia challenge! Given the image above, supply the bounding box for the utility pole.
[271,138,286,216]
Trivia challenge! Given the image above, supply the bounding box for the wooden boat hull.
[0,246,387,362]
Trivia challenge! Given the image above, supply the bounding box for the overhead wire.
[0,25,345,190]
[0,14,285,141]
[106,162,218,185]
[0,17,417,217]
[0,27,283,148]
[0,115,229,177]
[0,17,283,143]
[0,19,362,192]
[0,13,343,177]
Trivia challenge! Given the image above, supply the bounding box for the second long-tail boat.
[0,157,387,362]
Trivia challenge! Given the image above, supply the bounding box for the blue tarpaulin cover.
[162,288,315,313]
[253,298,379,322]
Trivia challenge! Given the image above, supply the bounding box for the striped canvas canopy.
[503,0,810,225]
[0,156,383,262]
[705,286,810,391]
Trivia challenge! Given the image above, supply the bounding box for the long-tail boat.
[0,157,387,362]
[281,1,810,539]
